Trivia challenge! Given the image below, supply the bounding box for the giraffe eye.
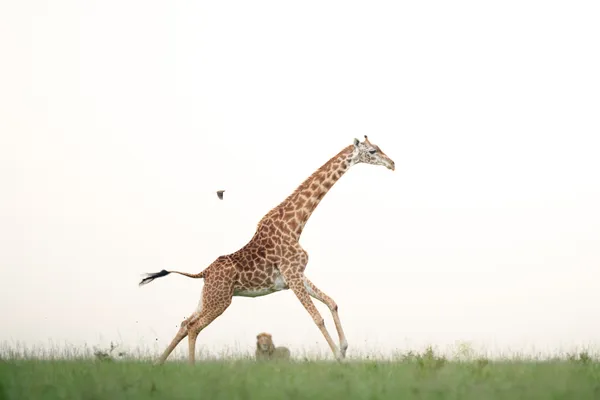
[369,149,377,154]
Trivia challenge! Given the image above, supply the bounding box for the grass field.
[2,346,600,400]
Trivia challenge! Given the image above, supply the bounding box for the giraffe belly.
[233,273,288,298]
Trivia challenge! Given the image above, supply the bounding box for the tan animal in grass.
[255,332,291,361]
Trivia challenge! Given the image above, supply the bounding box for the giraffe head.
[351,135,395,171]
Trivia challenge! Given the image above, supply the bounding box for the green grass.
[2,349,600,399]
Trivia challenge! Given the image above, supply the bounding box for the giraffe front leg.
[287,278,343,361]
[303,277,349,358]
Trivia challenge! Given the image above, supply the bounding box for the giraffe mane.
[258,144,354,225]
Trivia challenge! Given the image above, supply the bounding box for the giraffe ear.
[353,138,360,147]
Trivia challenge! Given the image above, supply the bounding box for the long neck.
[263,145,355,240]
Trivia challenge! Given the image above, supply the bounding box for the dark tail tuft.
[139,269,171,286]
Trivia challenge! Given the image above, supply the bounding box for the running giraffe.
[139,135,395,365]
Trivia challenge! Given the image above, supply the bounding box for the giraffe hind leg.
[186,284,233,365]
[154,278,233,366]
[155,316,192,365]
[303,277,349,358]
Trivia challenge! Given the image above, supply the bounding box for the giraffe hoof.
[340,340,348,358]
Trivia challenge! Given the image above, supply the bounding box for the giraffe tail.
[138,269,206,287]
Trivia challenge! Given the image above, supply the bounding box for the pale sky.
[1,0,599,359]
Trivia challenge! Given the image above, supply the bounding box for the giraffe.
[139,135,395,365]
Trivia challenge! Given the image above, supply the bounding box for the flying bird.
[216,190,225,200]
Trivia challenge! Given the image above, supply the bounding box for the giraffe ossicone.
[140,136,395,365]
